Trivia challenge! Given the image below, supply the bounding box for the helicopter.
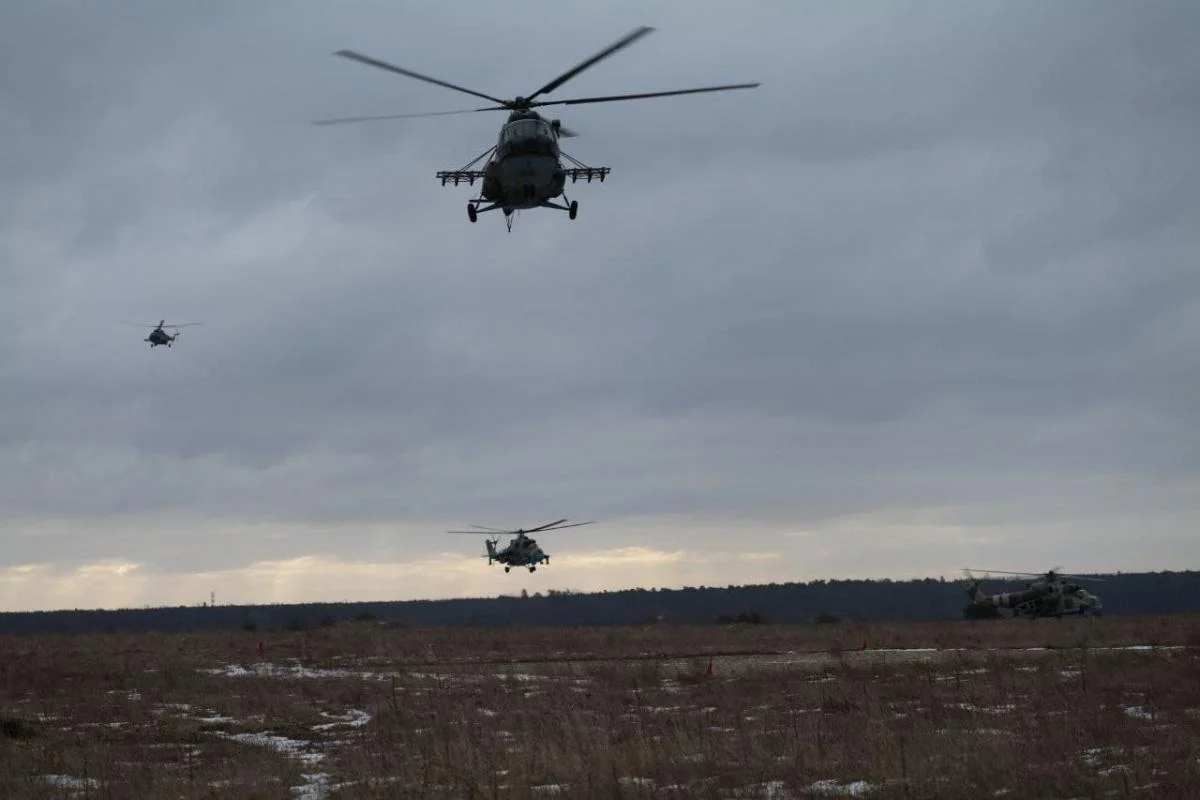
[122,320,202,348]
[314,26,759,231]
[961,568,1104,619]
[447,519,595,573]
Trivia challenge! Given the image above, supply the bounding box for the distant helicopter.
[315,26,759,232]
[122,320,202,348]
[961,568,1104,619]
[448,519,595,573]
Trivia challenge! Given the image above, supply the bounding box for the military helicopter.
[448,519,595,573]
[314,26,759,231]
[122,320,202,348]
[961,567,1104,619]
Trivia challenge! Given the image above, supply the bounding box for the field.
[2,614,1200,798]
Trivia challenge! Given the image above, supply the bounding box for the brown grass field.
[2,614,1200,798]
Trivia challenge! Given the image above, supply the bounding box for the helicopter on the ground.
[315,26,759,231]
[448,519,595,573]
[122,320,202,348]
[961,567,1104,619]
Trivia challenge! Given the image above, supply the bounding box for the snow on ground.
[38,774,101,790]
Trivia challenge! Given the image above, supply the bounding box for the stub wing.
[437,169,488,186]
[564,167,609,183]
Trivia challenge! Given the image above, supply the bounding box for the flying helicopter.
[314,26,759,231]
[961,568,1104,619]
[122,320,202,348]
[448,519,595,573]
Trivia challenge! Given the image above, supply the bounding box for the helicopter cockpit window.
[502,119,553,144]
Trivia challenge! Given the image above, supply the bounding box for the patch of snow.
[620,777,654,787]
[293,773,332,800]
[955,703,1016,715]
[312,708,372,731]
[729,781,792,798]
[497,672,544,681]
[810,779,875,796]
[213,731,326,767]
[1123,706,1154,720]
[936,727,1013,737]
[200,662,395,681]
[39,775,101,790]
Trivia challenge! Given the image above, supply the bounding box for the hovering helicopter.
[448,519,595,573]
[122,320,202,348]
[314,26,759,231]
[961,568,1104,619]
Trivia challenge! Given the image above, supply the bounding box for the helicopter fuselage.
[966,576,1102,619]
[487,532,550,573]
[146,329,174,347]
[480,113,566,211]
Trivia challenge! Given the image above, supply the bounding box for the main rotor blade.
[167,323,203,328]
[963,568,1041,577]
[526,519,569,533]
[333,50,512,107]
[447,530,512,535]
[532,520,596,532]
[313,107,503,126]
[524,26,656,103]
[531,83,760,109]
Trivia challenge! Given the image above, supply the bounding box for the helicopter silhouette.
[448,519,595,573]
[961,567,1104,619]
[122,320,202,348]
[314,26,759,231]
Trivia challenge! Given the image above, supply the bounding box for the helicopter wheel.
[467,203,478,223]
[568,201,578,221]
[529,566,536,573]
[504,566,510,573]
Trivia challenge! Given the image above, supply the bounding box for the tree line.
[0,571,1196,636]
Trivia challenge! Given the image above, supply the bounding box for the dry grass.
[1,614,1199,798]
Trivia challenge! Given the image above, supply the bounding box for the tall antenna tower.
[211,590,216,607]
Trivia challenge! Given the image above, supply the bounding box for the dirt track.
[476,643,1189,678]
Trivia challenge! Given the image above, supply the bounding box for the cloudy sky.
[2,0,1198,612]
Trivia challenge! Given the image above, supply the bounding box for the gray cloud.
[3,1,1200,608]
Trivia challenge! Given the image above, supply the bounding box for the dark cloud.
[2,1,1199,608]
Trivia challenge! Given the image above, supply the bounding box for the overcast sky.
[2,0,1199,612]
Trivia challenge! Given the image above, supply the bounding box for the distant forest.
[1,571,1198,636]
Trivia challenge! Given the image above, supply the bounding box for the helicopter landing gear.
[504,566,510,573]
[537,197,578,220]
[468,203,477,223]
[528,566,536,573]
